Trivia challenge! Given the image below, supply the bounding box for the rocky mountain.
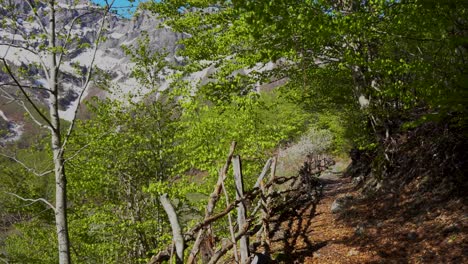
[0,0,186,143]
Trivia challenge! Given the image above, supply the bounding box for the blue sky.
[92,0,149,17]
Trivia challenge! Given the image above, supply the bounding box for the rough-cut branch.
[185,188,261,240]
[233,155,249,263]
[150,150,333,264]
[149,157,284,264]
[186,141,237,264]
[254,158,272,188]
[159,194,184,264]
[207,219,253,264]
[148,188,262,264]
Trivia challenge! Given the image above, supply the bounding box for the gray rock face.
[0,0,184,125]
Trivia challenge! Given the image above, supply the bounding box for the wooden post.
[187,141,237,264]
[221,179,239,263]
[159,194,184,264]
[262,157,277,251]
[233,155,249,264]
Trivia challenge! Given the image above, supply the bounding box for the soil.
[268,168,468,263]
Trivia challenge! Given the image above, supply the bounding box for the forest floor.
[268,164,467,264]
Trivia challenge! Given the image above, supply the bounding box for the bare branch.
[25,0,49,36]
[0,153,53,177]
[61,0,115,150]
[0,43,39,57]
[5,192,56,212]
[0,82,52,92]
[57,11,100,67]
[0,87,15,101]
[0,58,54,130]
[18,100,49,129]
[63,131,110,163]
[159,194,184,264]
[0,43,50,80]
[221,180,239,263]
[0,85,48,129]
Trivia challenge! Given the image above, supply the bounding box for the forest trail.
[291,173,378,263]
[269,166,377,263]
[268,162,467,264]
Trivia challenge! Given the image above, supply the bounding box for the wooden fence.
[148,142,334,264]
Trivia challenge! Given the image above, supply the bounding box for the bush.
[277,128,333,177]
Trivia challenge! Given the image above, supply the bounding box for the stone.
[407,231,418,240]
[330,199,344,214]
[331,195,354,214]
[347,248,360,256]
[352,175,365,185]
[355,224,366,236]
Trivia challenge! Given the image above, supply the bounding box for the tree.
[0,1,116,263]
[236,0,468,136]
[60,36,189,263]
[150,0,467,145]
[66,97,184,263]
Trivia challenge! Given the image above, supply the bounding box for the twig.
[63,132,111,163]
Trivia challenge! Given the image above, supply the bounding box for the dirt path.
[269,170,377,263]
[268,166,467,264]
[301,173,377,263]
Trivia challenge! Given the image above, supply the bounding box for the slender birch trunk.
[47,1,71,263]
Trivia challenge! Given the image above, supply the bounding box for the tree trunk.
[48,1,71,263]
[53,134,71,264]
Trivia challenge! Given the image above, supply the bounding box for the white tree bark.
[0,1,115,263]
[159,194,184,264]
[45,2,71,263]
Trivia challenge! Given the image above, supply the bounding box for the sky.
[91,0,149,17]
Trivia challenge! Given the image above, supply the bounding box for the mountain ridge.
[0,0,183,143]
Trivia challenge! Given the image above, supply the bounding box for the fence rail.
[149,142,334,264]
